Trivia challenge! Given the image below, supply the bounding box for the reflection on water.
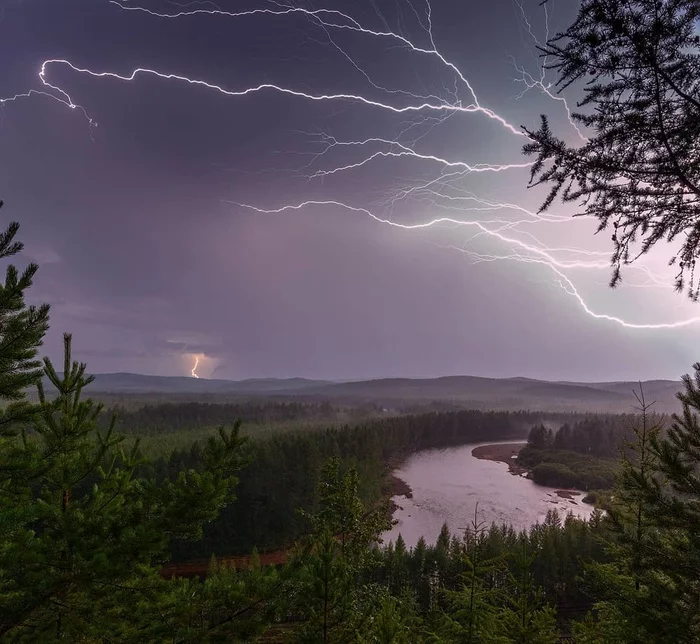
[383,441,595,548]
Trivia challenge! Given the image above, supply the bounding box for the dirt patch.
[162,549,289,579]
[385,471,413,499]
[472,442,528,475]
[383,453,414,502]
[383,469,413,516]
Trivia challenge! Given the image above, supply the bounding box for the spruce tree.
[0,202,50,432]
[578,377,700,641]
[292,457,393,643]
[133,551,280,642]
[628,368,700,640]
[438,507,506,642]
[358,592,423,644]
[497,545,558,644]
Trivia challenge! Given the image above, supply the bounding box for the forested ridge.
[104,400,376,435]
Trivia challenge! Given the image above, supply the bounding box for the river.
[383,440,596,547]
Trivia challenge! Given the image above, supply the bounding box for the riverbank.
[384,440,597,547]
[384,454,415,519]
[471,442,528,475]
[386,470,413,498]
[471,443,592,504]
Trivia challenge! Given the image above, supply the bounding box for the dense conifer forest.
[159,409,561,557]
[121,405,641,559]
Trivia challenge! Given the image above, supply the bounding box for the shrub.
[532,463,579,488]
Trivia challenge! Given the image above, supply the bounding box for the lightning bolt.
[235,199,700,329]
[191,355,200,379]
[6,0,698,330]
[510,0,587,142]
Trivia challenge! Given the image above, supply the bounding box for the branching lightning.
[6,0,699,330]
[191,355,200,378]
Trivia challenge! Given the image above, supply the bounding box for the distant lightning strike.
[191,355,200,379]
[7,0,698,330]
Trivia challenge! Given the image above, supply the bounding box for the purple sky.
[0,0,696,381]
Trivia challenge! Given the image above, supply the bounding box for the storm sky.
[0,0,696,381]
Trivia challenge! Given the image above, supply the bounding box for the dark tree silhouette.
[523,0,700,297]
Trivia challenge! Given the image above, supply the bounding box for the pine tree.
[607,388,661,591]
[497,544,559,644]
[313,456,390,560]
[438,506,506,642]
[0,203,50,433]
[578,377,700,641]
[629,367,700,639]
[359,592,423,644]
[527,425,552,450]
[293,457,393,643]
[0,334,246,640]
[140,550,280,643]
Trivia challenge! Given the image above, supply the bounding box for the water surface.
[383,441,595,547]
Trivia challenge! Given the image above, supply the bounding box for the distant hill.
[46,372,682,413]
[42,372,333,395]
[297,375,680,412]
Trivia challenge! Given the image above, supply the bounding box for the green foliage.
[498,546,559,644]
[357,592,422,643]
[571,603,643,643]
[580,374,700,640]
[136,555,280,643]
[518,447,617,490]
[311,457,393,560]
[432,513,561,644]
[581,491,598,505]
[0,205,50,432]
[290,457,394,643]
[107,400,353,435]
[550,415,643,457]
[531,463,579,489]
[438,512,510,642]
[0,334,247,640]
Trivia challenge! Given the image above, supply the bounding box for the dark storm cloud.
[0,0,695,381]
